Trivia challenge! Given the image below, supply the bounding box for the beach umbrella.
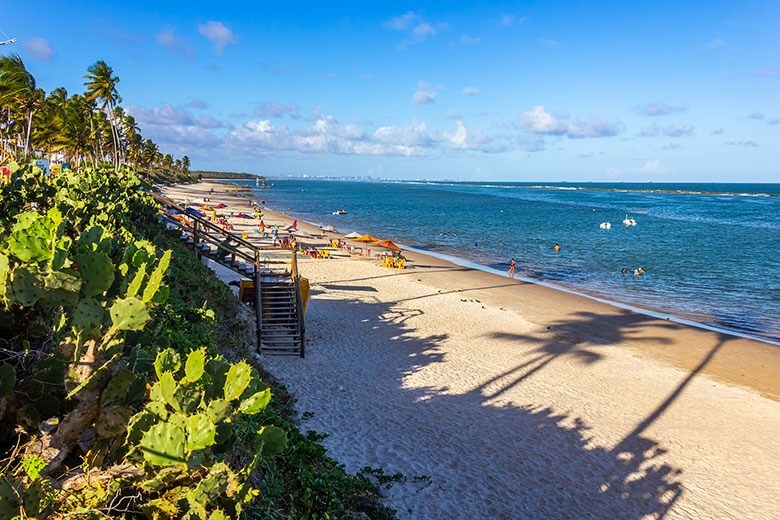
[344,231,362,239]
[371,239,402,252]
[291,229,313,238]
[354,234,380,243]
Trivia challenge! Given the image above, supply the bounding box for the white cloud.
[710,128,724,135]
[567,115,624,138]
[520,105,623,140]
[129,104,223,129]
[520,105,569,134]
[384,11,418,30]
[384,11,445,49]
[747,112,764,120]
[156,25,195,58]
[23,37,53,61]
[539,39,558,47]
[226,116,438,157]
[500,14,529,27]
[360,74,374,81]
[639,123,694,137]
[726,140,759,147]
[638,102,689,116]
[254,101,301,119]
[189,99,209,109]
[462,86,479,96]
[708,38,727,48]
[198,21,238,54]
[443,121,506,152]
[412,81,442,105]
[460,34,481,44]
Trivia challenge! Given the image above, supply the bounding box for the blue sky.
[3,1,779,181]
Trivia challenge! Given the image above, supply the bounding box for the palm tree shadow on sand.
[270,278,748,518]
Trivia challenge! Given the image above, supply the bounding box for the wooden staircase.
[150,192,306,357]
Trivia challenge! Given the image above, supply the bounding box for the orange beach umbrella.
[354,234,380,243]
[371,239,402,252]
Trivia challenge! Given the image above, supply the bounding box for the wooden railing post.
[254,268,262,352]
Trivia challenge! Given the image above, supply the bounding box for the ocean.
[226,178,780,345]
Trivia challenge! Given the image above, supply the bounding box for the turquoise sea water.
[227,179,780,344]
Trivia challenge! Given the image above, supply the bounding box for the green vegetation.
[0,54,194,182]
[193,171,258,180]
[0,55,396,518]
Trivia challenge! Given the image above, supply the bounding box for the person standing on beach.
[508,258,516,278]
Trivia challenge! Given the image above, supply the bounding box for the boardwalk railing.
[150,191,306,357]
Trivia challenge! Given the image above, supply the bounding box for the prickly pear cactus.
[74,251,115,297]
[140,422,186,466]
[109,296,150,331]
[10,266,44,307]
[130,348,287,515]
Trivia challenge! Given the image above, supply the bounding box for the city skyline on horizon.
[4,1,779,182]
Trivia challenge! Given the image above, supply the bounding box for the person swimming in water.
[554,243,561,253]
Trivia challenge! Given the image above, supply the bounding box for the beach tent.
[354,234,380,243]
[372,239,402,252]
[291,229,313,238]
[344,231,362,239]
[321,225,335,232]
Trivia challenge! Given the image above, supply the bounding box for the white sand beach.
[161,182,780,519]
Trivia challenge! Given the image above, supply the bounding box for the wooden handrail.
[151,189,305,357]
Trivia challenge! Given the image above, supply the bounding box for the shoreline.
[403,244,780,347]
[160,181,780,518]
[193,178,780,401]
[225,178,780,347]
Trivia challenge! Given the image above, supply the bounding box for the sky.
[3,1,779,182]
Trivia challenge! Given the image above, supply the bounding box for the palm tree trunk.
[24,110,34,158]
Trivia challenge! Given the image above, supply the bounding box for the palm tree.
[32,87,68,158]
[84,60,122,170]
[121,114,141,168]
[60,94,92,168]
[162,153,173,170]
[0,54,41,158]
[140,138,158,169]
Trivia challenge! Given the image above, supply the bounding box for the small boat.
[599,222,611,229]
[332,209,347,215]
[622,214,636,226]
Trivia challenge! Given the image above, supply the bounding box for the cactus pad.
[184,348,206,382]
[154,348,181,379]
[109,296,150,331]
[223,361,252,401]
[237,388,271,415]
[140,422,186,466]
[256,426,287,457]
[71,297,104,327]
[186,413,217,451]
[74,251,115,297]
[10,267,44,307]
